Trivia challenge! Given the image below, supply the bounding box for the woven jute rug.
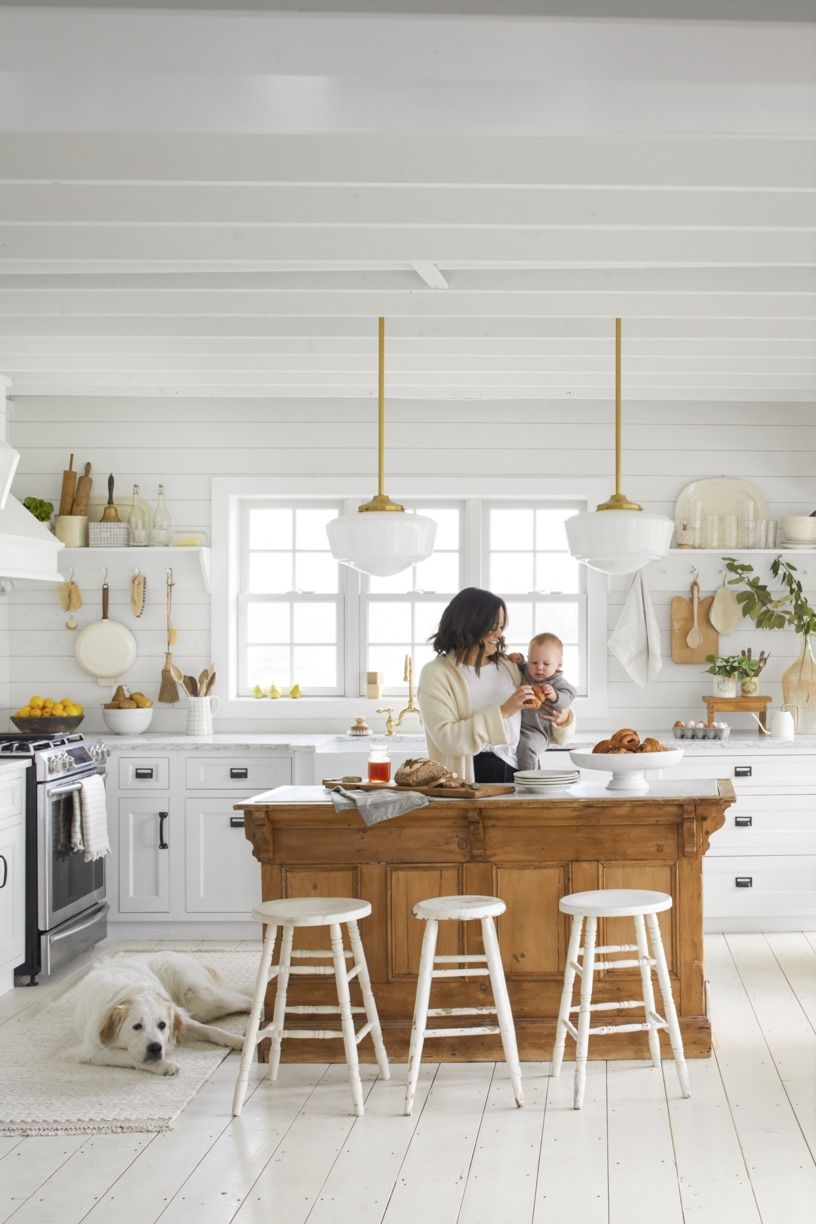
[0,950,257,1136]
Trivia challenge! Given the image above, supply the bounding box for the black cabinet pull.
[0,853,7,889]
[135,767,154,779]
[734,765,752,778]
[158,811,169,850]
[230,767,249,779]
[735,876,753,888]
[230,816,245,828]
[734,815,753,827]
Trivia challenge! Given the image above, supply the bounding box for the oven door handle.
[47,771,107,800]
[49,901,109,944]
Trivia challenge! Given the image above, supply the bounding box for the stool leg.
[232,922,278,1117]
[634,913,661,1069]
[347,918,390,1080]
[573,915,597,1110]
[481,915,524,1108]
[646,912,691,1099]
[331,922,365,1117]
[268,925,293,1082]
[404,918,438,1117]
[551,913,583,1078]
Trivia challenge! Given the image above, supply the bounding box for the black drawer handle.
[734,816,753,827]
[735,876,753,888]
[0,853,7,889]
[734,766,752,778]
[158,811,169,850]
[230,816,245,828]
[229,767,249,779]
[135,768,154,779]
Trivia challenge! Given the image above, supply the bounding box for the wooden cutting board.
[670,594,719,664]
[322,779,515,799]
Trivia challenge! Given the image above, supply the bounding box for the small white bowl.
[102,706,154,735]
[781,515,816,544]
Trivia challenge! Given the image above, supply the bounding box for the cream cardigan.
[417,653,575,783]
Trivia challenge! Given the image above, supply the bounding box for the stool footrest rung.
[291,949,352,959]
[575,957,652,972]
[355,1020,373,1044]
[423,1025,501,1038]
[283,1004,365,1015]
[569,999,645,1014]
[431,968,490,978]
[433,954,487,964]
[592,943,639,954]
[588,1020,668,1036]
[426,1006,497,1017]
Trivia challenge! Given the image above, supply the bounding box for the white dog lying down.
[73,951,253,1076]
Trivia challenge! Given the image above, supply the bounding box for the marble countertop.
[93,730,816,755]
[238,779,723,807]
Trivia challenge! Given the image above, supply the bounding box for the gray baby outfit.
[517,665,578,771]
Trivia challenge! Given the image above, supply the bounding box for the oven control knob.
[60,753,71,771]
[48,755,59,773]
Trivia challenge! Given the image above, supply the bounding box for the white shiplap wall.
[5,395,816,734]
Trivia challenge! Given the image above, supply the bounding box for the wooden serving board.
[322,779,515,799]
[670,594,719,664]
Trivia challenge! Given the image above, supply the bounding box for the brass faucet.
[376,706,397,736]
[395,654,423,730]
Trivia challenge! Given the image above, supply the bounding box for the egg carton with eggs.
[672,720,730,741]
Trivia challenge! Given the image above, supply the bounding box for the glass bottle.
[782,634,816,733]
[128,483,150,547]
[150,484,172,546]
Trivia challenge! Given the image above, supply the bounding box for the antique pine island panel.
[236,779,734,1062]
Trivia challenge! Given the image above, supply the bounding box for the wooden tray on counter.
[321,778,515,799]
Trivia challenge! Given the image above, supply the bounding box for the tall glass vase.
[782,634,816,733]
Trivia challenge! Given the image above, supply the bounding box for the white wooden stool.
[232,897,390,1118]
[551,888,691,1109]
[404,895,523,1115]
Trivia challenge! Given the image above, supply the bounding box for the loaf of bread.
[394,757,467,788]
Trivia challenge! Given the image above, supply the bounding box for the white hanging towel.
[71,774,111,863]
[608,570,663,687]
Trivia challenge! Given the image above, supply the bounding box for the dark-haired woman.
[417,587,575,783]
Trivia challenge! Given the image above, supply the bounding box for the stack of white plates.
[513,768,580,793]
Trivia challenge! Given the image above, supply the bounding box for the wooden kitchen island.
[236,778,734,1062]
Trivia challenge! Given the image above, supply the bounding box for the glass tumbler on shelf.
[739,502,756,548]
[703,514,720,549]
[722,514,738,549]
[367,745,392,784]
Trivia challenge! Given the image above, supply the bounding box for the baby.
[512,632,577,771]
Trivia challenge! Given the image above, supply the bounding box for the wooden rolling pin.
[58,454,77,516]
[70,462,93,516]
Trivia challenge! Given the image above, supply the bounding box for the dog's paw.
[146,1059,180,1076]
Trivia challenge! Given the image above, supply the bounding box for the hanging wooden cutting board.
[670,594,719,663]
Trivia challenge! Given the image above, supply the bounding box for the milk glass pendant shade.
[327,318,437,577]
[566,319,673,575]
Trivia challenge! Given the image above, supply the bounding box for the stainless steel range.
[0,732,110,983]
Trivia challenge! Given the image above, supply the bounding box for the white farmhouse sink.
[318,734,426,752]
[313,734,427,783]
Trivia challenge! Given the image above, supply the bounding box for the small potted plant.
[703,654,744,698]
[22,496,54,527]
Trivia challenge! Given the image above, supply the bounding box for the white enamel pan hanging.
[75,571,138,686]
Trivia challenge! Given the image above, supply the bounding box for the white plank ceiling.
[0,1,814,400]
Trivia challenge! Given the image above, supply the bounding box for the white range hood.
[0,377,64,583]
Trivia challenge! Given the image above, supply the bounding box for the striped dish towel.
[71,774,110,863]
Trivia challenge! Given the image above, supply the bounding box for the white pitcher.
[185,695,219,736]
[750,706,795,741]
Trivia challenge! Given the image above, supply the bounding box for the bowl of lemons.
[12,695,84,734]
[102,685,154,734]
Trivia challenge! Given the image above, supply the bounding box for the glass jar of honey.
[367,745,391,784]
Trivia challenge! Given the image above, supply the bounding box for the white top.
[461,662,519,768]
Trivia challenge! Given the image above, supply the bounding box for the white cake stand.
[569,748,684,791]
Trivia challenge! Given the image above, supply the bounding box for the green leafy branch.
[722,555,816,638]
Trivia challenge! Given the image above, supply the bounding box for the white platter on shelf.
[569,748,684,792]
[674,478,767,526]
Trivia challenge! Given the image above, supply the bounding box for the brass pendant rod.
[358,316,404,513]
[596,316,641,512]
[378,315,385,498]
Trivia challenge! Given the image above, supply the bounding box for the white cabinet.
[185,798,260,914]
[0,763,28,995]
[117,795,171,913]
[666,749,816,931]
[107,744,292,932]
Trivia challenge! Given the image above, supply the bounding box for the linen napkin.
[328,786,430,827]
[607,570,663,687]
[71,774,111,862]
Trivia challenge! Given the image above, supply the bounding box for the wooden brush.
[158,570,180,703]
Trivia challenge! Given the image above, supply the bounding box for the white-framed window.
[212,477,608,718]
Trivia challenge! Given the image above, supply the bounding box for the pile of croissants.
[592,728,668,754]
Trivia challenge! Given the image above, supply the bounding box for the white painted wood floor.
[1,933,815,1224]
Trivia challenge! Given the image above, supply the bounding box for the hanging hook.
[102,567,108,583]
[68,568,75,582]
[166,567,174,586]
[132,567,141,577]
[690,565,699,582]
